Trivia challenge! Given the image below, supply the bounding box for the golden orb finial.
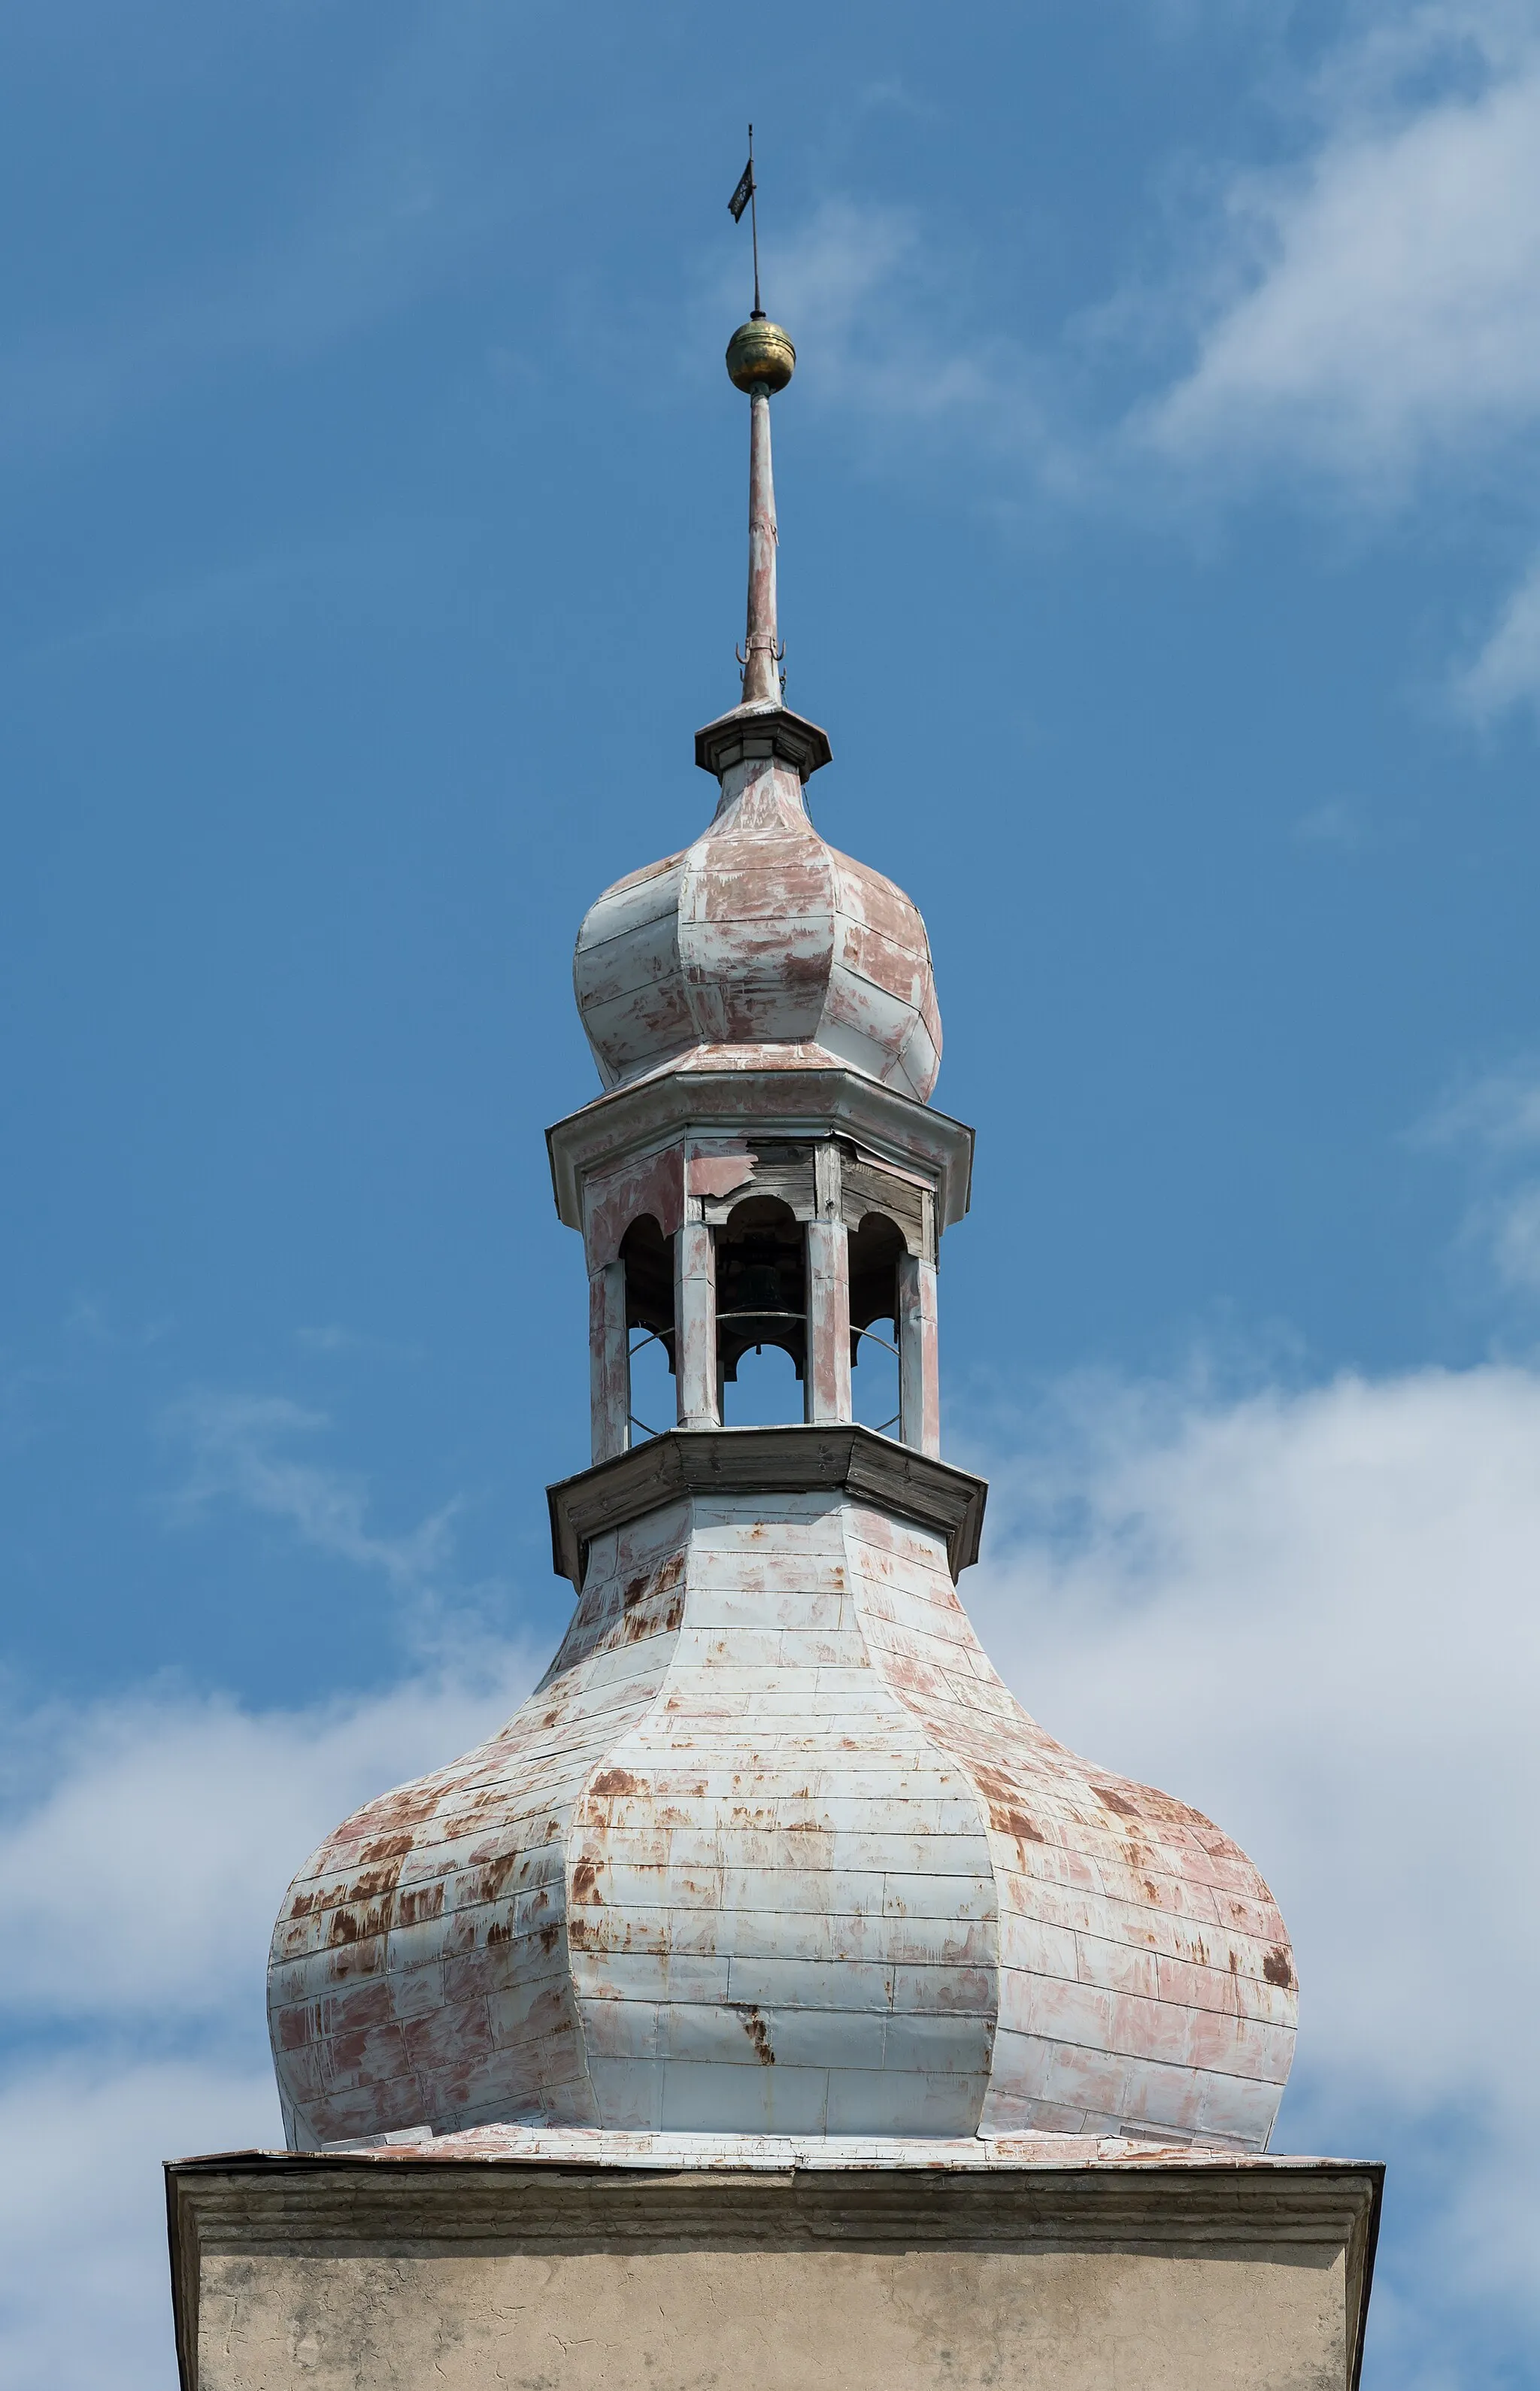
[726,317,795,395]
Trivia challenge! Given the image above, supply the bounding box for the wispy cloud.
[1292,796,1372,851]
[712,196,1059,479]
[294,1322,422,1359]
[1416,1056,1540,1294]
[1418,1057,1540,1155]
[737,8,1540,724]
[1454,551,1540,721]
[162,1389,457,1593]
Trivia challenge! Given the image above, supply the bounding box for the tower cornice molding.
[547,1065,974,1233]
[546,1422,988,1588]
[694,699,832,781]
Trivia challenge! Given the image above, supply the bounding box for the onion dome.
[573,766,941,1101]
[269,1481,1296,2151]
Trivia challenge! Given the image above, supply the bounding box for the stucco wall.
[196,2241,1349,2391]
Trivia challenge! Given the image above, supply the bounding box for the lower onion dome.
[269,1492,1295,2151]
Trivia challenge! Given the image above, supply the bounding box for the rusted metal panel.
[838,1518,1295,2150]
[687,1148,756,1202]
[699,1138,813,1224]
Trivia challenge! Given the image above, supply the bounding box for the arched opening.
[847,1212,903,1437]
[717,1194,806,1426]
[621,1214,675,1442]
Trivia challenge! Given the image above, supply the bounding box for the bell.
[738,1257,784,1312]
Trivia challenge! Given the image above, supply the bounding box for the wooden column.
[897,1252,941,1457]
[674,1220,720,1429]
[805,1143,851,1423]
[589,1261,629,1463]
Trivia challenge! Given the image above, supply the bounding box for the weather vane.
[727,124,763,320]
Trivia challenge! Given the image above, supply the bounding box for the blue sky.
[2,2,1538,2383]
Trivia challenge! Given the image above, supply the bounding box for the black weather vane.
[727,125,762,319]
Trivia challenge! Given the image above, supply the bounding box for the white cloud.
[0,2056,278,2391]
[968,1361,1540,2374]
[1144,17,1540,483]
[163,1390,457,1593]
[0,1668,534,2020]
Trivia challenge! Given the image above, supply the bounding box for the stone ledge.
[546,1425,989,1587]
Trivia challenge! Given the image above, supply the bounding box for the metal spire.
[725,138,796,712]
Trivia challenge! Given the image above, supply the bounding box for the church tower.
[265,308,1302,2161]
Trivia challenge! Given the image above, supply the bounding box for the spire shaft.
[741,386,781,708]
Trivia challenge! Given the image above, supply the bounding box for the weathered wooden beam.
[673,1221,720,1429]
[898,1252,941,1458]
[805,1142,852,1423]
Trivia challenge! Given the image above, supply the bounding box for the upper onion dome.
[573,741,941,1102]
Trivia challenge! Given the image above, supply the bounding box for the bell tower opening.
[847,1210,903,1437]
[621,1213,675,1443]
[716,1194,807,1425]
